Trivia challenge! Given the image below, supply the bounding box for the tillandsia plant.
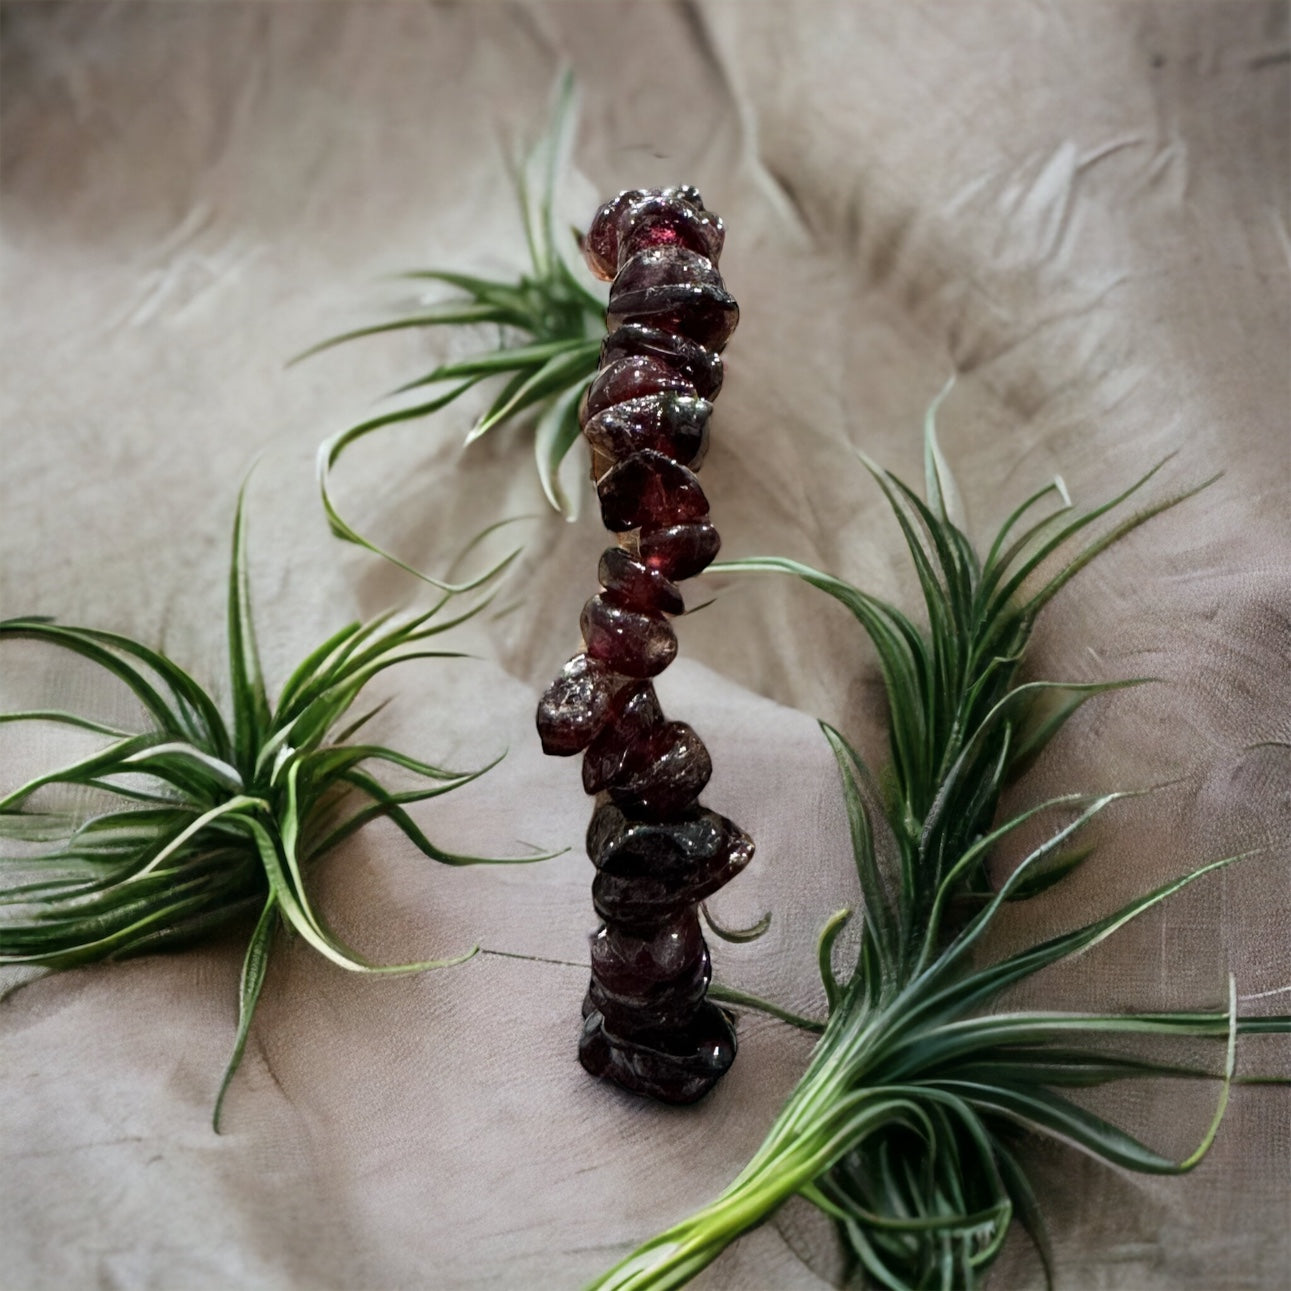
[0,489,543,1131]
[587,401,1288,1290]
[535,186,750,1103]
[298,73,606,572]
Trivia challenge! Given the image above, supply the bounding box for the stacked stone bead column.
[536,187,752,1104]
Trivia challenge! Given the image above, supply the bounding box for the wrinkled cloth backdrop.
[1,3,1288,1289]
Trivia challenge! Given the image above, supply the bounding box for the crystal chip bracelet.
[536,187,752,1103]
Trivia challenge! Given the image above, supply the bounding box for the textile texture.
[1,3,1287,1288]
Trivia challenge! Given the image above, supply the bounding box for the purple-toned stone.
[607,247,739,351]
[588,911,705,996]
[582,394,711,470]
[591,847,753,926]
[582,355,695,423]
[535,653,621,756]
[584,187,725,282]
[587,948,711,1033]
[588,802,748,878]
[584,190,642,281]
[600,325,724,400]
[582,682,664,794]
[598,546,684,616]
[612,246,724,299]
[608,721,712,818]
[598,451,709,533]
[578,1000,737,1104]
[581,595,677,679]
[616,193,725,267]
[638,521,722,581]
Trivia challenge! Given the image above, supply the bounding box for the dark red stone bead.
[582,682,664,794]
[616,192,725,267]
[608,721,712,818]
[581,595,677,679]
[608,247,739,351]
[582,394,711,470]
[638,521,722,581]
[612,246,724,298]
[588,806,755,925]
[583,355,695,423]
[535,653,622,756]
[599,546,684,616]
[587,947,711,1033]
[578,1000,737,1104]
[584,190,645,281]
[588,911,705,996]
[586,802,741,877]
[601,326,723,400]
[584,187,725,281]
[598,451,709,533]
[591,843,754,927]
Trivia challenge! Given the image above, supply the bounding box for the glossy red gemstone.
[608,247,738,351]
[584,188,725,282]
[638,521,721,580]
[581,595,677,679]
[616,193,725,269]
[599,546,684,616]
[582,394,711,470]
[535,653,622,756]
[591,829,753,925]
[578,999,736,1103]
[613,246,723,297]
[598,451,709,533]
[582,682,664,794]
[587,949,711,1033]
[583,355,695,423]
[583,189,644,280]
[588,803,754,887]
[608,721,712,818]
[588,912,705,994]
[601,326,724,400]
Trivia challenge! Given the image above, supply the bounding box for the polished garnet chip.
[586,948,711,1033]
[584,188,724,282]
[587,802,754,886]
[588,911,705,995]
[591,830,753,924]
[598,451,709,533]
[601,326,723,400]
[581,595,677,679]
[582,394,711,469]
[616,193,725,269]
[608,288,739,352]
[583,355,695,423]
[598,546,684,616]
[582,682,664,794]
[578,998,736,1104]
[608,247,738,351]
[583,189,645,280]
[612,246,724,298]
[534,653,622,756]
[608,721,711,818]
[638,521,722,581]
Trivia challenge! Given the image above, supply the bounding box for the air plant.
[297,73,606,571]
[0,489,543,1131]
[586,399,1287,1289]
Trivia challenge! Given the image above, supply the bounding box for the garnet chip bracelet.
[536,186,751,1104]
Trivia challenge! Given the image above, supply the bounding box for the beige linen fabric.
[1,3,1288,1288]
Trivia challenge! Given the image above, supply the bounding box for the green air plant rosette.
[587,394,1290,1291]
[296,72,606,581]
[0,488,550,1131]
